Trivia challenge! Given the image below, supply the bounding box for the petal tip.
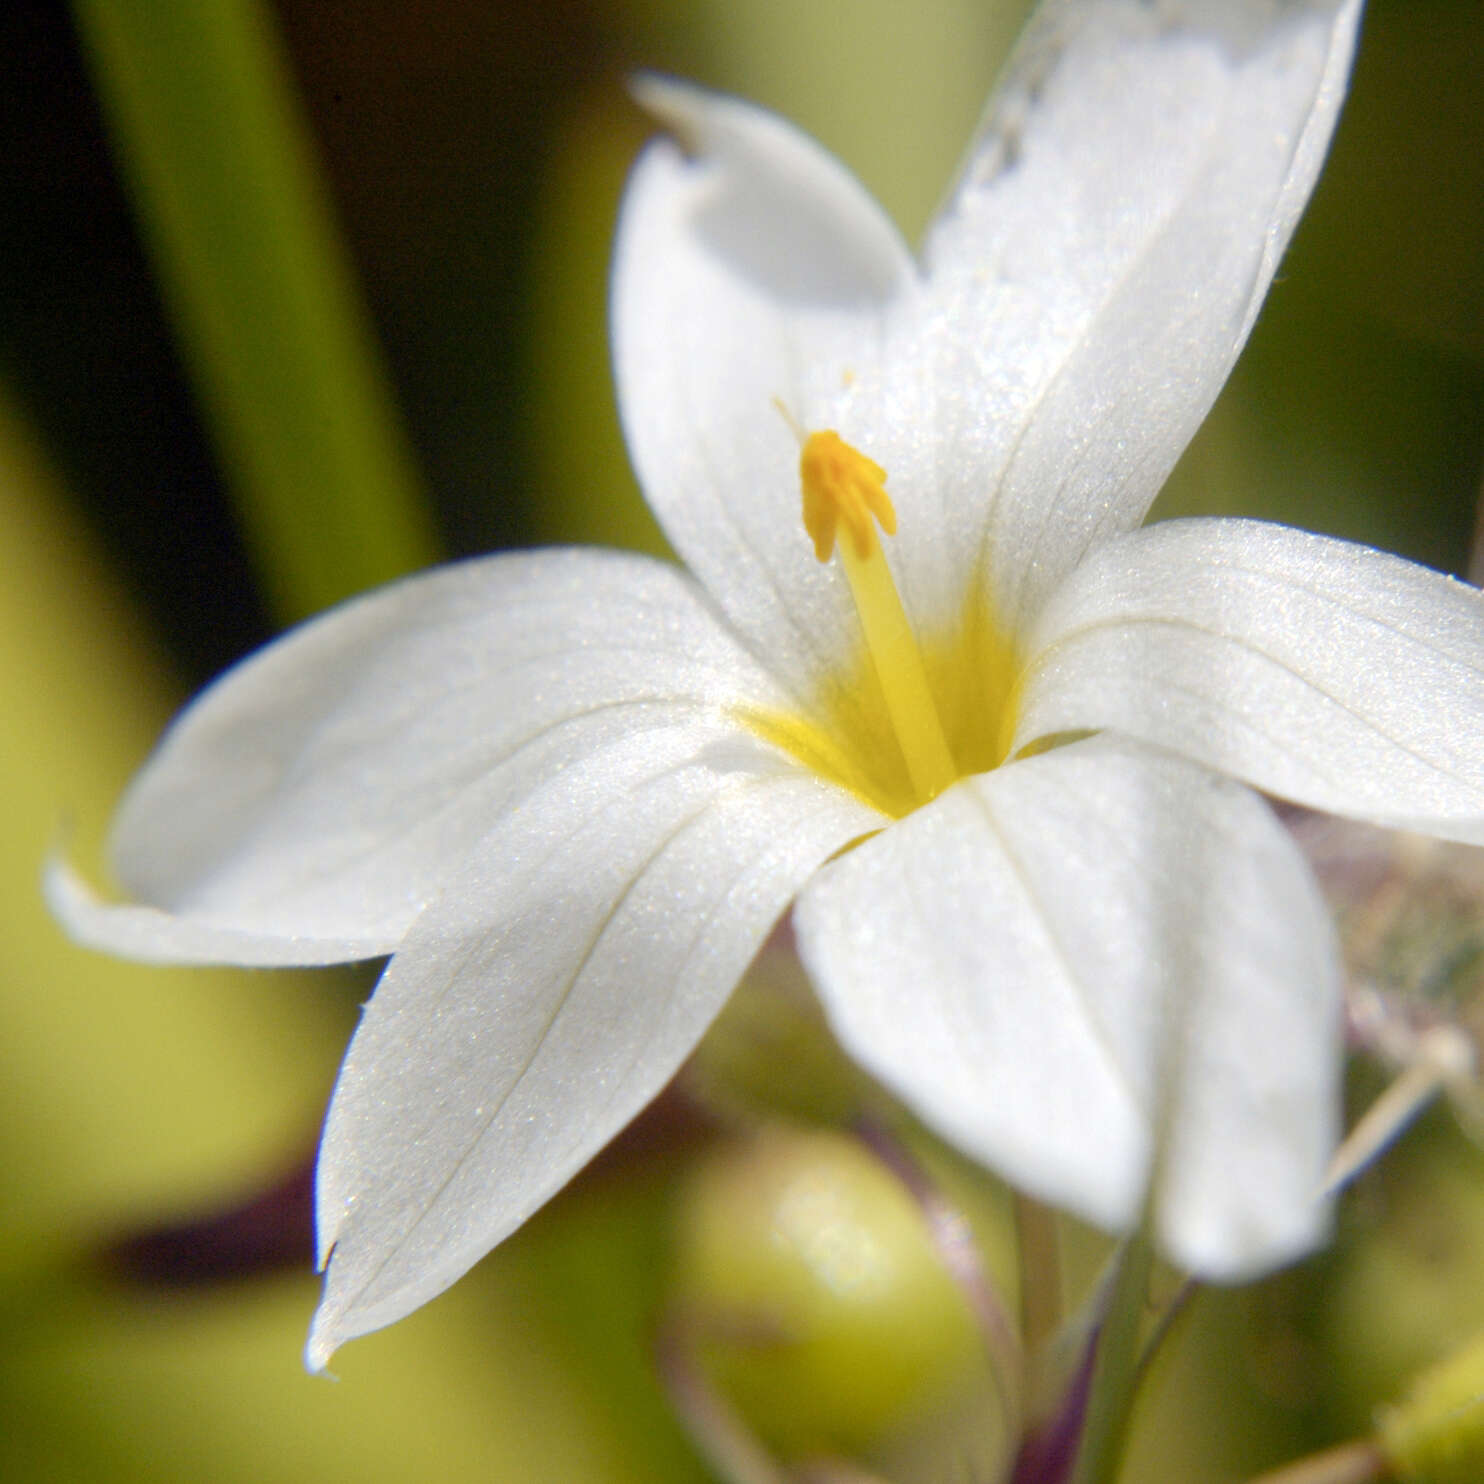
[303,1313,340,1377]
[42,852,117,952]
[628,71,711,152]
[41,854,393,968]
[305,1245,352,1376]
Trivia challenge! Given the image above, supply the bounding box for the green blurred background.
[1,0,1482,1479]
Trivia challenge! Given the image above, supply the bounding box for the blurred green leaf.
[72,0,438,623]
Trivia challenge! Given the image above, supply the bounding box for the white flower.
[52,0,1483,1373]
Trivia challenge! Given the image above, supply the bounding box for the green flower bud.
[665,1123,996,1464]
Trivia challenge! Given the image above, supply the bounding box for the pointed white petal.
[922,0,1363,630]
[81,548,784,961]
[613,77,921,702]
[307,721,878,1366]
[43,857,385,966]
[796,736,1340,1279]
[1019,519,1484,843]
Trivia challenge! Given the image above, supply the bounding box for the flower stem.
[1133,1277,1199,1392]
[1014,1192,1062,1361]
[1069,1230,1154,1484]
[654,1313,791,1484]
[857,1117,1023,1439]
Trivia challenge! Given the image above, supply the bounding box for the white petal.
[76,548,784,960]
[922,0,1363,631]
[1019,519,1484,843]
[43,858,385,966]
[796,735,1340,1279]
[612,77,920,703]
[307,721,878,1367]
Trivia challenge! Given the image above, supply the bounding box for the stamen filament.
[799,430,957,804]
[836,534,958,802]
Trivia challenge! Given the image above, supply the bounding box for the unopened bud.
[665,1123,997,1464]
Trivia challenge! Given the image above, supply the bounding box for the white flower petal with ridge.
[796,736,1340,1279]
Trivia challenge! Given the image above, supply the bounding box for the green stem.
[72,0,437,624]
[1070,1230,1154,1484]
[1014,1191,1062,1362]
[1133,1276,1199,1392]
[857,1117,1023,1440]
[654,1313,791,1484]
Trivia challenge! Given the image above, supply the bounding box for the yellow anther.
[801,431,896,563]
[795,428,957,805]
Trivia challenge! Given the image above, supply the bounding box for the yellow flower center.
[799,431,957,804]
[742,428,1021,819]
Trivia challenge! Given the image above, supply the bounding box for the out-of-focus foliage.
[1378,1326,1484,1484]
[71,0,439,625]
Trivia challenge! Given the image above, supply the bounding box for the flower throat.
[741,428,1020,819]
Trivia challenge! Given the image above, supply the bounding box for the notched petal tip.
[303,1228,359,1374]
[303,1314,340,1377]
[628,71,709,154]
[617,69,912,309]
[306,1241,362,1376]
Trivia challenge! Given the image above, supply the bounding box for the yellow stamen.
[799,430,958,803]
